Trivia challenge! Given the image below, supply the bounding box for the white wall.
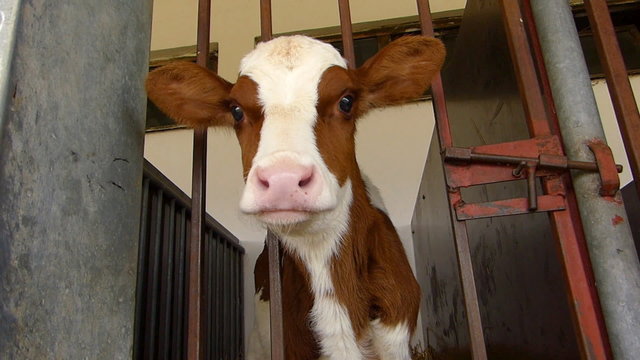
[593,75,639,188]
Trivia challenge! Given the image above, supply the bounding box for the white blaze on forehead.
[239,35,347,158]
[238,36,349,215]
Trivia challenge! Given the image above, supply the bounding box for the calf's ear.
[146,62,234,129]
[356,36,445,109]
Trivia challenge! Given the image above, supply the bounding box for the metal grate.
[134,160,244,360]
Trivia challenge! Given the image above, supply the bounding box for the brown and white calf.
[146,35,444,360]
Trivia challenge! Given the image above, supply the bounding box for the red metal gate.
[182,0,639,359]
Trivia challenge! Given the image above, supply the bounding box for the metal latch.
[444,144,623,210]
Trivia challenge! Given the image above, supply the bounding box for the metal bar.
[505,2,614,358]
[215,235,223,358]
[133,178,151,360]
[202,231,211,360]
[499,0,551,137]
[223,243,230,359]
[338,0,356,67]
[144,188,164,360]
[267,232,285,360]
[260,0,273,42]
[257,2,285,359]
[445,147,623,173]
[171,208,187,359]
[209,235,219,359]
[530,2,640,359]
[583,0,640,197]
[239,248,245,359]
[159,200,177,360]
[518,4,613,358]
[416,1,488,359]
[187,0,212,357]
[455,194,565,220]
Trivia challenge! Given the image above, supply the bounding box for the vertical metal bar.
[260,0,273,42]
[215,235,224,358]
[235,250,242,359]
[239,248,245,359]
[144,188,164,360]
[416,1,488,359]
[267,232,285,360]
[209,234,218,360]
[172,208,187,359]
[223,242,231,359]
[531,2,640,359]
[159,199,177,360]
[338,0,356,67]
[230,247,238,360]
[518,2,613,358]
[188,0,212,358]
[499,0,551,137]
[133,178,151,360]
[202,231,211,360]
[257,2,285,359]
[583,0,640,197]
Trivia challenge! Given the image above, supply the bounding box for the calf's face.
[146,35,444,231]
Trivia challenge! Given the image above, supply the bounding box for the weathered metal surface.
[0,0,152,358]
[260,0,273,42]
[531,1,640,359]
[455,195,566,220]
[583,0,640,197]
[257,2,285,359]
[521,1,613,358]
[413,0,583,358]
[267,232,284,360]
[417,1,488,359]
[338,0,356,68]
[187,0,212,358]
[588,139,621,196]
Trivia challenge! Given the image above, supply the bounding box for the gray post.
[531,1,640,359]
[0,0,152,358]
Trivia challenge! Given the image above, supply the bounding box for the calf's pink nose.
[253,162,319,211]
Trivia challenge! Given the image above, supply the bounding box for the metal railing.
[134,159,244,360]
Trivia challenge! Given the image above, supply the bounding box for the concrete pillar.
[0,0,152,358]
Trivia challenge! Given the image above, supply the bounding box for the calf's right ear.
[146,62,234,129]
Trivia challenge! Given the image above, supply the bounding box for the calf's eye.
[339,95,354,114]
[230,105,244,122]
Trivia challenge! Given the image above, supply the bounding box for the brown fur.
[146,35,446,359]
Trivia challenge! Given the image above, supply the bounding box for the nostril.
[298,170,313,188]
[298,176,311,188]
[256,168,270,189]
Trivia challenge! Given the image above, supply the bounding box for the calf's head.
[146,35,444,232]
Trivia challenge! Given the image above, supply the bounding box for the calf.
[146,35,445,360]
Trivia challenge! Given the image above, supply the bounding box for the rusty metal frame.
[186,1,633,359]
[583,0,640,197]
[418,0,618,359]
[187,0,212,358]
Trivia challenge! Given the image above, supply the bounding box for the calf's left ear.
[355,36,445,109]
